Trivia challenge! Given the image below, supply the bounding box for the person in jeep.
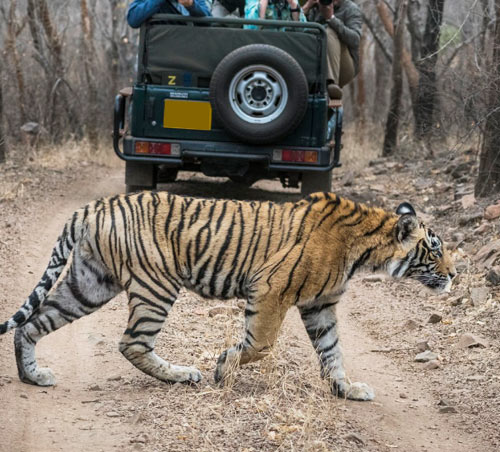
[212,0,245,18]
[127,0,211,28]
[303,0,362,99]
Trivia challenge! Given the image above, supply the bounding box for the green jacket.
[308,0,363,73]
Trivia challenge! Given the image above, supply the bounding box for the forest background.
[0,0,499,196]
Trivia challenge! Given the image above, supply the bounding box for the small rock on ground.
[404,319,420,331]
[425,360,441,370]
[130,434,148,444]
[415,350,438,362]
[484,204,500,220]
[107,375,122,381]
[470,287,489,305]
[458,333,488,348]
[486,266,500,286]
[344,433,365,445]
[439,406,458,414]
[428,313,442,324]
[416,340,430,352]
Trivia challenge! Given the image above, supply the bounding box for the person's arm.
[185,0,211,17]
[127,0,164,28]
[259,0,269,19]
[302,0,318,15]
[327,7,362,48]
[287,0,301,21]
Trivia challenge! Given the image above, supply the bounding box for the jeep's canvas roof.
[138,16,326,88]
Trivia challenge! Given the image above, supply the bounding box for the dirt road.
[0,163,497,452]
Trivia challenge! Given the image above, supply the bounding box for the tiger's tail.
[0,207,89,335]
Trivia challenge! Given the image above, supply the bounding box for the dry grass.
[0,138,120,203]
[341,122,382,170]
[123,291,355,452]
[31,138,120,170]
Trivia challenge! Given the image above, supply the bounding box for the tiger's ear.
[396,202,416,216]
[395,203,418,243]
[396,214,419,242]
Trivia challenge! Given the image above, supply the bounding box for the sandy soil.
[0,152,498,452]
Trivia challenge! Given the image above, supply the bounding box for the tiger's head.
[387,202,456,293]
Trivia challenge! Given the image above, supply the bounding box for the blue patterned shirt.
[127,0,211,28]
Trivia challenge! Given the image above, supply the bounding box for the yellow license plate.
[163,100,212,131]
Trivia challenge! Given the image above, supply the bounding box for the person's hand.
[178,0,194,8]
[302,0,318,14]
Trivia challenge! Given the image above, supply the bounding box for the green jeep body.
[113,15,343,194]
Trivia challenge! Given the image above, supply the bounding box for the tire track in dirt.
[0,167,132,452]
[0,166,496,452]
[335,296,490,452]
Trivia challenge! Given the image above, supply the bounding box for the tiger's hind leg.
[15,246,122,386]
[118,283,202,384]
[299,297,375,401]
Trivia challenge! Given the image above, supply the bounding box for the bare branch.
[362,11,393,63]
[377,1,420,94]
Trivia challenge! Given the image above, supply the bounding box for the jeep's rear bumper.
[113,94,341,173]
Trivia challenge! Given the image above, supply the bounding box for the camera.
[319,0,333,5]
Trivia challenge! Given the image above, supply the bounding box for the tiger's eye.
[430,238,441,249]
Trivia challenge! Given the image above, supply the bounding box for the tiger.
[0,191,455,401]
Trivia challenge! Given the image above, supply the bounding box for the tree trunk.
[356,24,367,128]
[376,0,419,104]
[6,0,27,125]
[80,0,98,148]
[475,0,500,197]
[383,0,408,156]
[109,0,120,98]
[407,0,423,64]
[480,0,490,56]
[0,66,6,163]
[413,0,445,139]
[374,38,390,122]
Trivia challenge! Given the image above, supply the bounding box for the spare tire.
[210,44,309,145]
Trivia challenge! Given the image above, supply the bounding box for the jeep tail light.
[273,149,318,163]
[135,141,150,154]
[150,143,172,155]
[135,142,181,156]
[304,151,318,163]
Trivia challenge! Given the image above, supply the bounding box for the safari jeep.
[113,14,343,195]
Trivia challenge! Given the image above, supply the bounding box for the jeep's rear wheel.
[125,161,156,193]
[301,171,332,196]
[210,44,308,144]
[229,173,260,187]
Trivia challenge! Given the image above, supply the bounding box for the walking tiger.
[0,191,455,400]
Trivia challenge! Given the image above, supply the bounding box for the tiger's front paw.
[332,379,375,401]
[345,382,375,401]
[20,367,56,387]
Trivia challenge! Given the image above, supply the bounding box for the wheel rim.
[228,65,288,124]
